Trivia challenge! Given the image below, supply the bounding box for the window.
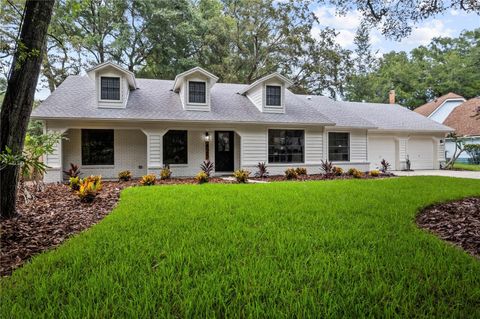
[268,129,304,163]
[266,85,281,106]
[328,132,350,161]
[100,77,120,100]
[188,81,206,104]
[163,130,188,165]
[81,129,114,165]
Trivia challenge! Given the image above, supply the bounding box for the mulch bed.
[417,197,480,258]
[250,173,395,182]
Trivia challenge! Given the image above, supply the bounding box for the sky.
[34,6,479,100]
[312,6,480,54]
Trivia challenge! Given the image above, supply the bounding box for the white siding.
[305,128,323,164]
[237,126,267,166]
[429,100,464,123]
[62,129,147,179]
[246,84,263,112]
[350,130,368,162]
[148,134,162,167]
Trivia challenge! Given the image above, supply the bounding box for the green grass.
[453,163,480,171]
[2,177,480,318]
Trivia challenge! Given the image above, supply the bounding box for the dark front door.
[215,131,234,172]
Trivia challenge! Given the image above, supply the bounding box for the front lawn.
[453,163,480,171]
[2,177,480,318]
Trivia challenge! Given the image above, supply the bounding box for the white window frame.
[328,132,351,162]
[98,76,123,103]
[187,80,208,106]
[267,128,305,165]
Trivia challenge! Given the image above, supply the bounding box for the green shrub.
[140,174,156,186]
[369,170,380,177]
[118,170,132,181]
[195,171,209,184]
[160,165,172,180]
[284,168,298,180]
[233,169,250,183]
[69,176,81,191]
[333,166,343,176]
[76,176,102,203]
[295,167,307,175]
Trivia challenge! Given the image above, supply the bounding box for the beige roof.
[414,92,464,117]
[443,97,480,136]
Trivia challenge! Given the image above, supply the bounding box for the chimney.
[389,90,395,104]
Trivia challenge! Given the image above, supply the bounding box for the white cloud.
[315,7,362,30]
[403,20,454,46]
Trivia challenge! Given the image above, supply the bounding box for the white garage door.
[408,137,434,169]
[369,136,397,170]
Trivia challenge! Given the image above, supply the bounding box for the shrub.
[159,165,172,180]
[118,170,132,181]
[380,159,391,173]
[76,176,102,203]
[69,176,81,191]
[200,160,214,177]
[84,175,101,184]
[255,162,269,178]
[465,144,480,164]
[348,168,363,178]
[233,169,250,183]
[140,174,156,186]
[63,163,81,178]
[295,167,307,175]
[333,166,343,176]
[369,170,380,177]
[284,168,298,180]
[320,160,334,178]
[195,171,209,184]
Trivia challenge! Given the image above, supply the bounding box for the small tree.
[443,133,466,169]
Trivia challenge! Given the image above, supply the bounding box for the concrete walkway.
[394,170,480,179]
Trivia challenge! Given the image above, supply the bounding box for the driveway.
[394,170,480,179]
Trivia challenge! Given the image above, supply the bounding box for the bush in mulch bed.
[250,172,394,182]
[417,197,480,258]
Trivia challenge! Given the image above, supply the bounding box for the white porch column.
[141,129,167,175]
[44,127,67,183]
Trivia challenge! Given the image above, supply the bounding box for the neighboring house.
[32,62,451,182]
[415,93,480,163]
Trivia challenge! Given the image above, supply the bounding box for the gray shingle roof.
[32,75,452,132]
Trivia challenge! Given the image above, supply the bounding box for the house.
[414,93,480,163]
[32,62,451,182]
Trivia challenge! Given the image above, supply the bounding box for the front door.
[215,131,234,172]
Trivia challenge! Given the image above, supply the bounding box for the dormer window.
[266,85,281,106]
[100,77,120,100]
[188,81,206,104]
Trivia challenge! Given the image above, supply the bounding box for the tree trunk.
[0,0,55,218]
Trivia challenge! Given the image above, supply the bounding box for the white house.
[414,93,480,163]
[32,62,451,182]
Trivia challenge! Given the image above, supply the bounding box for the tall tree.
[0,0,56,218]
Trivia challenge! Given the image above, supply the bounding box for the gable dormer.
[173,67,219,111]
[87,62,137,108]
[239,73,293,114]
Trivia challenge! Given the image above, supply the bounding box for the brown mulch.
[250,173,395,182]
[417,197,480,258]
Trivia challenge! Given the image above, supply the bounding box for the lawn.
[453,163,480,171]
[2,177,480,318]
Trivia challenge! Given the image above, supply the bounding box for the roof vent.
[306,96,312,100]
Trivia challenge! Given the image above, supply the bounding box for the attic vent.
[306,96,312,100]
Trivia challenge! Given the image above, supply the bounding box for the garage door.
[368,136,397,170]
[408,137,434,169]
